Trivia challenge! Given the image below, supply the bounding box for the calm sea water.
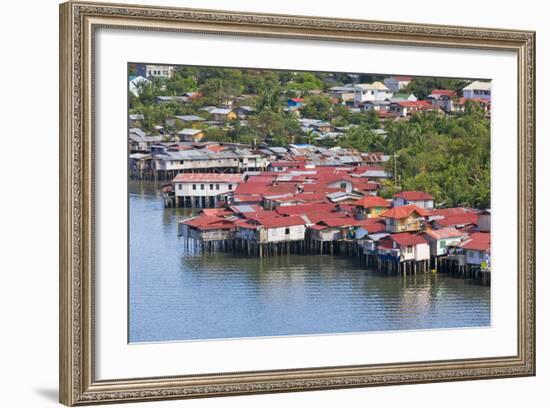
[129,181,491,343]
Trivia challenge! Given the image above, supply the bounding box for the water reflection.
[129,181,491,343]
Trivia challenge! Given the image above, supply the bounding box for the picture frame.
[59,1,536,405]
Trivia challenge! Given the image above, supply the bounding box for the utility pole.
[393,153,399,187]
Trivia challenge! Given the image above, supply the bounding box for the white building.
[172,173,244,207]
[393,191,434,210]
[353,82,393,104]
[383,76,412,93]
[144,65,174,79]
[462,81,491,100]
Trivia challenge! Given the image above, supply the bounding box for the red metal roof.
[353,196,391,208]
[276,203,337,216]
[241,209,281,220]
[262,184,299,196]
[355,221,386,233]
[351,165,384,173]
[183,216,235,231]
[461,232,491,251]
[379,205,429,219]
[429,207,471,217]
[394,191,434,201]
[268,161,305,168]
[423,227,465,240]
[233,182,271,195]
[199,209,233,217]
[246,175,277,183]
[305,211,351,224]
[389,232,428,247]
[434,213,479,227]
[291,193,330,203]
[256,216,307,229]
[431,90,456,96]
[318,218,358,228]
[172,173,243,183]
[233,194,263,203]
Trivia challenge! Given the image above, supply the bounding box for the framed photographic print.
[59,1,536,405]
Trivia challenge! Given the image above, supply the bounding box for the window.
[209,184,214,190]
[228,184,233,190]
[178,184,182,190]
[179,160,184,165]
[407,246,413,254]
[200,184,204,190]
[340,182,347,189]
[285,228,290,235]
[439,240,446,249]
[216,184,220,190]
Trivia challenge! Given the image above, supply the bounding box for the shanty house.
[460,232,491,267]
[166,115,206,128]
[177,128,205,143]
[422,227,466,257]
[393,191,434,210]
[431,212,478,229]
[210,108,237,121]
[253,216,307,243]
[172,173,244,208]
[179,216,235,242]
[129,113,144,128]
[352,196,391,219]
[379,205,429,233]
[309,218,358,242]
[377,233,430,262]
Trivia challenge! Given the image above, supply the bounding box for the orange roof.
[353,196,391,208]
[204,145,227,152]
[379,205,429,219]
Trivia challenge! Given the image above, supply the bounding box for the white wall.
[266,225,306,242]
[175,181,236,197]
[0,1,547,408]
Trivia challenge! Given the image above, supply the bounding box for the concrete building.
[383,76,412,93]
[172,173,244,207]
[353,82,393,105]
[462,80,491,100]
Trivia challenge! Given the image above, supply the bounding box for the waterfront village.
[129,64,491,284]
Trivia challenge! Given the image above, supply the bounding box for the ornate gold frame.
[59,1,536,405]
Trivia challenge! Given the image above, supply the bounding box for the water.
[129,181,491,343]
